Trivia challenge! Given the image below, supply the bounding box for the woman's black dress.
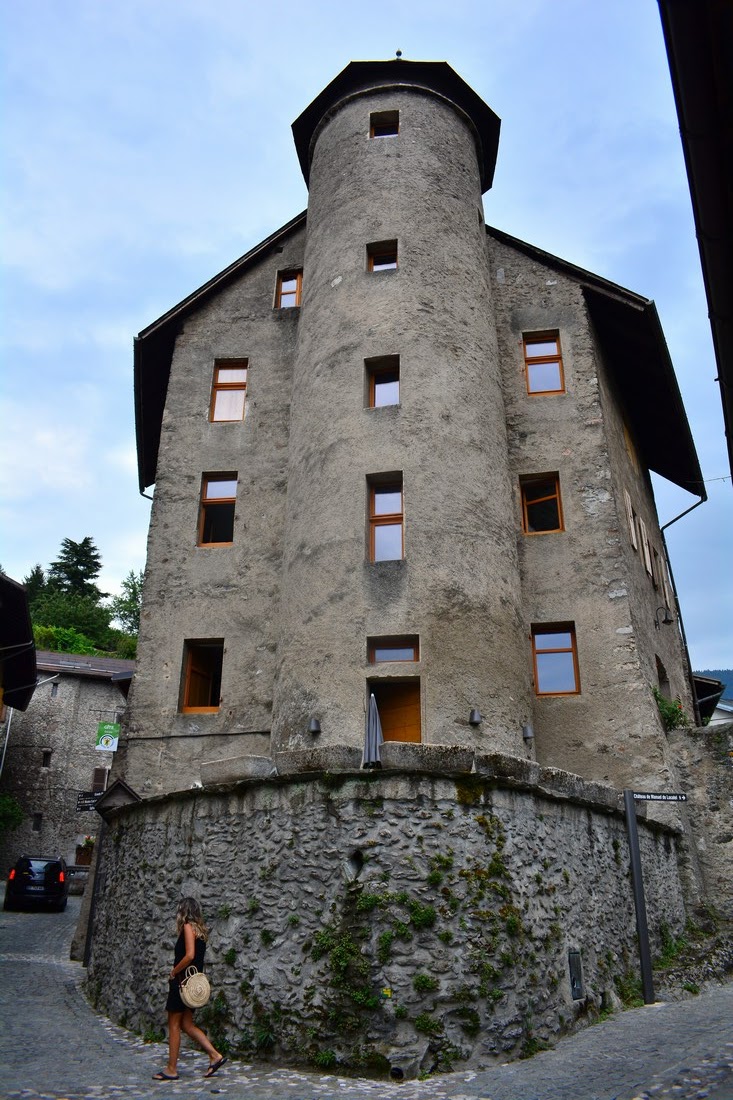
[165,928,206,1012]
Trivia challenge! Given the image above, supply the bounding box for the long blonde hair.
[176,896,209,941]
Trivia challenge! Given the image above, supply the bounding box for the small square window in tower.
[198,475,237,546]
[367,241,398,272]
[368,679,421,742]
[276,270,302,308]
[520,474,564,533]
[369,477,404,561]
[181,640,224,712]
[210,360,247,422]
[532,624,580,695]
[366,356,400,407]
[370,110,399,138]
[523,332,565,395]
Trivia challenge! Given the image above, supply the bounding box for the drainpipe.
[660,494,706,727]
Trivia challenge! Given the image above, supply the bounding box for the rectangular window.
[276,270,302,308]
[638,517,653,577]
[50,682,58,698]
[92,767,108,795]
[369,477,404,561]
[42,750,52,768]
[199,475,237,546]
[521,474,563,534]
[524,332,565,395]
[366,356,400,407]
[532,624,580,695]
[367,240,398,272]
[368,636,419,663]
[370,110,399,138]
[32,813,42,833]
[368,679,421,742]
[181,641,224,712]
[210,360,247,422]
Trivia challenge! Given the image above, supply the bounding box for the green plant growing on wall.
[652,687,691,730]
[413,973,439,994]
[223,948,236,965]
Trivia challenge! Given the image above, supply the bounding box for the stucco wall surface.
[88,768,685,1078]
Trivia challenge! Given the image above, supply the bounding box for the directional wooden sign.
[633,791,687,802]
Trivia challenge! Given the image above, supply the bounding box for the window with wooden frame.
[198,475,237,546]
[368,679,421,742]
[181,640,224,713]
[92,767,108,795]
[276,270,302,308]
[369,477,404,561]
[638,517,654,577]
[623,489,638,550]
[366,356,400,408]
[523,332,565,395]
[210,360,247,422]
[520,473,564,534]
[370,110,399,138]
[367,240,398,272]
[532,624,580,695]
[368,635,419,663]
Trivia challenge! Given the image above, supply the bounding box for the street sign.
[633,791,687,802]
[76,791,99,812]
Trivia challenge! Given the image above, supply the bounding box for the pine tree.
[23,564,46,603]
[47,537,106,600]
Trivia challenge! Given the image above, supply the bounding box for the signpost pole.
[623,789,655,1004]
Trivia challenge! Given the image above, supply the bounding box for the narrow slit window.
[182,641,224,712]
[366,356,400,407]
[210,360,247,422]
[41,751,52,768]
[92,767,108,795]
[521,474,563,533]
[199,475,237,546]
[369,478,404,561]
[370,110,399,138]
[367,241,398,272]
[532,625,580,696]
[276,270,302,308]
[524,332,565,395]
[368,636,419,663]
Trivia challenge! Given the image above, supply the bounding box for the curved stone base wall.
[87,762,685,1078]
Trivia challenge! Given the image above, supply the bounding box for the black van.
[4,856,69,911]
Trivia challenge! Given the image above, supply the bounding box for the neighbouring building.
[0,651,134,873]
[88,60,725,1077]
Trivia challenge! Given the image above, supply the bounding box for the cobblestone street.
[1,898,731,1100]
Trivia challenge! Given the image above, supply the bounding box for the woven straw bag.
[179,965,211,1009]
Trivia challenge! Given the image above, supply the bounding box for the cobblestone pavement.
[1,898,731,1100]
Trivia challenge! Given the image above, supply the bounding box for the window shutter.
[639,518,653,576]
[624,489,638,549]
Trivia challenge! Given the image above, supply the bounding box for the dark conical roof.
[292,59,501,193]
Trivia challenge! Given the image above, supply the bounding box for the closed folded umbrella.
[362,692,383,769]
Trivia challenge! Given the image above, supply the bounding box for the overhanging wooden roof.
[0,574,37,711]
[487,225,705,497]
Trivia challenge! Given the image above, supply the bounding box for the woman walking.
[153,897,226,1081]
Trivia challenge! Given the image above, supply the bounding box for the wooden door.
[372,681,421,742]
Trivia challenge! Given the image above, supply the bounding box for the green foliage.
[48,536,105,599]
[407,900,436,929]
[312,1049,337,1069]
[615,972,644,1008]
[33,624,96,654]
[414,1012,442,1035]
[223,948,236,965]
[0,793,24,835]
[652,687,692,730]
[109,569,143,634]
[377,930,394,963]
[413,973,439,994]
[654,922,688,969]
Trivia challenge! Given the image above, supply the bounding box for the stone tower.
[272,61,532,754]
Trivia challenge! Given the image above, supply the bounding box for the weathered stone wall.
[88,763,685,1077]
[0,668,127,871]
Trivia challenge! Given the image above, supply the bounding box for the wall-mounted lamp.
[308,718,321,735]
[522,723,534,742]
[654,606,674,630]
[468,708,482,726]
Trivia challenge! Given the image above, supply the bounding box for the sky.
[1,0,731,671]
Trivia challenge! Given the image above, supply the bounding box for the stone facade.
[0,652,133,872]
[120,59,701,800]
[88,760,686,1076]
[87,59,718,1077]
